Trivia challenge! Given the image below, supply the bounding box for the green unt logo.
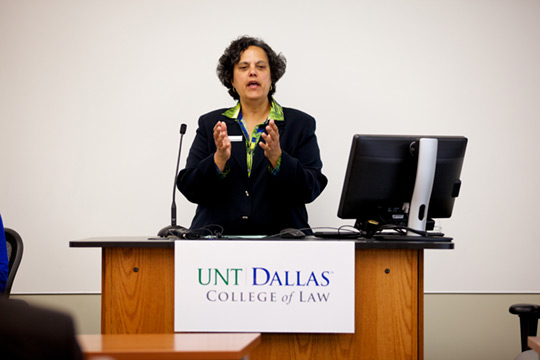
[198,268,243,286]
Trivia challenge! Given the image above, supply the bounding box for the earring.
[232,87,237,93]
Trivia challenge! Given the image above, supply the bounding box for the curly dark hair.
[217,36,287,100]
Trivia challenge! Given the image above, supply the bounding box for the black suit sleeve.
[177,111,234,205]
[271,111,327,204]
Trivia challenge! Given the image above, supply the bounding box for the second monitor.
[337,134,468,237]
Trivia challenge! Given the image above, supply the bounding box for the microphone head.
[180,124,187,134]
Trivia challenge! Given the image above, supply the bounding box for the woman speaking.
[177,36,327,236]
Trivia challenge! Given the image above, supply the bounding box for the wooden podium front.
[71,237,453,360]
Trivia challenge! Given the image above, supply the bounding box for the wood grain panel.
[355,249,420,359]
[78,333,261,360]
[102,247,175,334]
[418,250,424,360]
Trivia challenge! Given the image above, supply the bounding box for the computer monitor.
[337,134,467,237]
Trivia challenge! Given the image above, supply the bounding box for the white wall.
[1,0,539,293]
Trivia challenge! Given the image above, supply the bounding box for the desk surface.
[529,337,540,355]
[70,235,454,250]
[78,333,261,360]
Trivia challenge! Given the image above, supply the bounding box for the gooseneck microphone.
[157,124,189,238]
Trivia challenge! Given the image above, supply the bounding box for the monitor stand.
[407,138,438,235]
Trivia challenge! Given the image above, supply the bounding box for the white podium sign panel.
[174,240,355,333]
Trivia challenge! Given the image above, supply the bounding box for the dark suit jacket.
[0,299,83,360]
[178,107,328,235]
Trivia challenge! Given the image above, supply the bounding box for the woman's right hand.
[213,121,231,172]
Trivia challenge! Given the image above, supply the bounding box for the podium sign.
[174,240,355,333]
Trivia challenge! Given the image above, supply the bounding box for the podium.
[70,237,453,360]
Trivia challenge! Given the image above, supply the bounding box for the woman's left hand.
[260,119,281,168]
